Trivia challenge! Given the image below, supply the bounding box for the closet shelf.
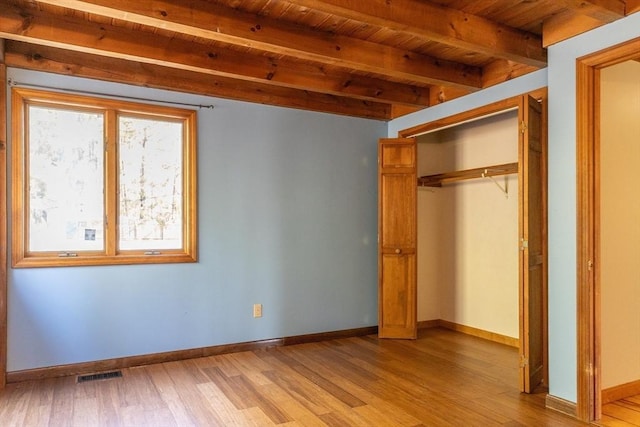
[417,162,519,187]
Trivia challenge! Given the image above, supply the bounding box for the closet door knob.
[395,248,402,254]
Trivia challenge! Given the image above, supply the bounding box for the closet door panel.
[380,174,416,248]
[519,94,546,393]
[378,138,417,339]
[380,253,416,338]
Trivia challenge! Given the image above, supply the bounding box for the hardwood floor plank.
[261,369,333,416]
[174,358,213,385]
[161,362,227,426]
[599,413,639,426]
[144,363,195,426]
[317,409,375,427]
[352,403,424,426]
[227,375,292,424]
[625,395,640,405]
[20,378,55,426]
[72,397,99,426]
[476,391,584,426]
[0,328,588,426]
[124,367,165,411]
[48,376,76,426]
[268,348,367,409]
[0,381,34,427]
[197,381,258,426]
[239,406,278,426]
[98,379,124,425]
[615,399,640,413]
[204,366,257,410]
[255,382,327,427]
[603,402,640,426]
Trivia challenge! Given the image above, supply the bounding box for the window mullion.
[104,109,118,256]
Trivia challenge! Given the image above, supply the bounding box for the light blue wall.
[389,12,640,404]
[7,69,386,371]
[546,12,640,403]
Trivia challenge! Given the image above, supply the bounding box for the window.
[12,88,197,267]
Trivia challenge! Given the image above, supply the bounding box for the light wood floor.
[0,328,587,426]
[601,395,640,426]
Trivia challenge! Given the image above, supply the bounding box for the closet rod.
[417,162,518,187]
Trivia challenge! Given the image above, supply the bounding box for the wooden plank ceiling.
[0,0,638,120]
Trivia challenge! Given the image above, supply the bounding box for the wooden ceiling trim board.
[626,0,640,14]
[33,0,482,90]
[478,0,543,24]
[0,4,430,106]
[555,0,625,22]
[428,86,470,105]
[292,0,548,67]
[390,104,423,119]
[481,60,539,88]
[444,0,504,17]
[4,41,392,120]
[542,12,603,47]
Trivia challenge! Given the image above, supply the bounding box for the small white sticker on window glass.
[84,229,96,241]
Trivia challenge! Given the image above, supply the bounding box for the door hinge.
[520,355,529,368]
[520,121,528,134]
[520,238,529,251]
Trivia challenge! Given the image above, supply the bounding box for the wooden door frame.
[576,36,640,423]
[397,88,548,391]
[0,38,8,390]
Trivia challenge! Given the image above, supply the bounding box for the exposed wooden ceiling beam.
[34,0,483,91]
[0,4,431,107]
[4,40,392,120]
[291,0,547,68]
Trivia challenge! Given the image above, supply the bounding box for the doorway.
[576,37,640,422]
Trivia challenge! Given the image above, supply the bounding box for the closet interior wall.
[416,110,520,339]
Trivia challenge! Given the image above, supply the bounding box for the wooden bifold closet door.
[377,138,417,339]
[519,94,546,393]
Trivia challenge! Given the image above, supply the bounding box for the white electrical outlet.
[253,303,262,318]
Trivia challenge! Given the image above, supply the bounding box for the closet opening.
[379,90,547,395]
[416,108,520,349]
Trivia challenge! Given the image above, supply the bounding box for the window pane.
[28,106,105,252]
[118,116,183,250]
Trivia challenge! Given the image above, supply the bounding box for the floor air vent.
[77,370,123,383]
